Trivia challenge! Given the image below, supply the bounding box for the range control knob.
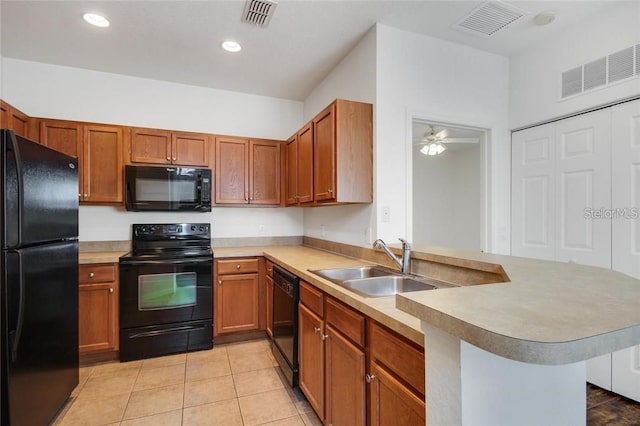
[191,225,196,231]
[199,226,204,232]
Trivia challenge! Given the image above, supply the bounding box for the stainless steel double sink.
[308,266,444,298]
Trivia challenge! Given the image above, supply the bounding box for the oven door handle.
[120,257,212,266]
[128,323,206,338]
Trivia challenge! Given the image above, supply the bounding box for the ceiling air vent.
[242,0,277,27]
[635,44,640,75]
[583,57,606,91]
[608,46,634,83]
[561,66,583,98]
[452,1,527,37]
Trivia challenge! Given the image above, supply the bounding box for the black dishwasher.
[271,264,299,388]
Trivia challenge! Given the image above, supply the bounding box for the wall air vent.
[608,46,634,83]
[583,57,606,91]
[560,43,640,100]
[242,0,277,27]
[561,66,583,98]
[452,1,527,37]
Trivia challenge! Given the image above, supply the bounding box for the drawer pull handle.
[313,327,321,334]
[236,264,241,270]
[89,272,95,278]
[365,373,376,383]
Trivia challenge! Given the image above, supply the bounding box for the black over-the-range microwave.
[125,165,212,212]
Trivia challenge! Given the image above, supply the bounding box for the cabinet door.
[298,123,314,204]
[172,131,209,166]
[298,303,324,421]
[314,105,336,202]
[83,125,124,203]
[79,282,118,353]
[250,140,281,205]
[215,137,249,204]
[511,124,556,261]
[39,119,82,158]
[368,362,425,426]
[325,324,365,426]
[285,134,298,205]
[130,127,171,164]
[215,273,259,334]
[1,101,30,139]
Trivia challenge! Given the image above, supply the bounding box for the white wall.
[509,1,640,129]
[302,26,377,247]
[1,58,304,241]
[376,24,510,253]
[413,144,481,251]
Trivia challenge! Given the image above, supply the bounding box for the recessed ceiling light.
[533,11,556,26]
[221,40,242,53]
[83,13,110,28]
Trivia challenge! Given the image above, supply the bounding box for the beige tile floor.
[52,339,322,426]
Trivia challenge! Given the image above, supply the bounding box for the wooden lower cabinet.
[298,282,366,425]
[214,258,260,335]
[78,264,119,354]
[368,362,425,426]
[325,323,366,426]
[299,303,325,417]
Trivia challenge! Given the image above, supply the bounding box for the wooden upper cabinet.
[39,119,82,158]
[250,139,281,205]
[83,125,123,203]
[215,136,282,206]
[130,127,209,166]
[39,119,123,204]
[215,136,249,204]
[314,104,336,202]
[313,99,373,204]
[1,101,30,139]
[286,123,314,206]
[172,132,209,166]
[130,127,171,164]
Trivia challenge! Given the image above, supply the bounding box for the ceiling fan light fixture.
[420,142,446,156]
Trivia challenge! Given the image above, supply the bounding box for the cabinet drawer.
[217,258,259,275]
[325,297,365,348]
[79,264,116,284]
[368,321,425,397]
[300,281,324,317]
[266,260,274,278]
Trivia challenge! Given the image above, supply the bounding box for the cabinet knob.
[327,188,333,194]
[313,327,321,334]
[365,373,376,383]
[78,194,82,199]
[89,272,95,278]
[83,193,88,198]
[321,334,329,341]
[236,264,241,270]
[166,157,171,161]
[218,280,222,285]
[172,157,177,161]
[109,288,114,293]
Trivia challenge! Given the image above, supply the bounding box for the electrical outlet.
[381,206,391,223]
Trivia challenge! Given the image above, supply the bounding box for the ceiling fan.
[413,125,479,156]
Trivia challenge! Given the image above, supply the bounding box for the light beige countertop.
[79,244,640,362]
[396,245,640,365]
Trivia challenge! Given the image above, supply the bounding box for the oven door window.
[138,272,197,310]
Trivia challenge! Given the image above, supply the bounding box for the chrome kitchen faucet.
[373,238,411,274]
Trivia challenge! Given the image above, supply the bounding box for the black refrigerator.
[1,129,79,425]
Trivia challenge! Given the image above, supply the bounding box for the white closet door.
[611,99,640,402]
[511,124,556,260]
[554,110,612,268]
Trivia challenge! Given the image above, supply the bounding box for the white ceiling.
[0,1,621,100]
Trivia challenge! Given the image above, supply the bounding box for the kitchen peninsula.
[79,241,640,425]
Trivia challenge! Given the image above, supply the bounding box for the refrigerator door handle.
[6,135,25,244]
[10,251,25,363]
